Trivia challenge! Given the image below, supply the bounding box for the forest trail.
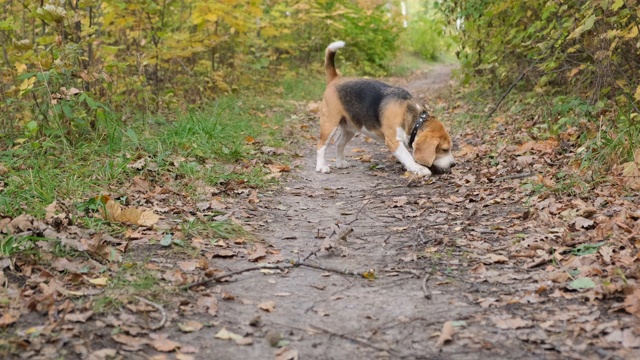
[169,65,639,359]
[5,65,638,360]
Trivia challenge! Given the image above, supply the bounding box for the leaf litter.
[2,66,640,359]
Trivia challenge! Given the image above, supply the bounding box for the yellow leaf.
[612,0,624,10]
[138,210,160,227]
[215,327,243,341]
[567,67,581,79]
[245,135,255,144]
[89,277,109,286]
[19,77,36,91]
[362,270,376,280]
[101,200,159,227]
[625,25,639,39]
[14,62,27,74]
[634,85,640,102]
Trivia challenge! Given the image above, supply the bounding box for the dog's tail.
[325,41,345,84]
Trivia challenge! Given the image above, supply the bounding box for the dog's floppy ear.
[413,135,439,167]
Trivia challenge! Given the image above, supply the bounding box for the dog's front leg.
[386,137,432,176]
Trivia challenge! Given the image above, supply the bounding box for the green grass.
[0,76,318,315]
[389,53,431,77]
[0,79,316,218]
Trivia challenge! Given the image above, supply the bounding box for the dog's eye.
[440,147,450,152]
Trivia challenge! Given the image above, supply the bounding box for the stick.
[293,260,373,279]
[347,199,372,225]
[422,272,433,299]
[309,324,396,355]
[493,172,535,182]
[134,296,167,330]
[183,264,293,290]
[486,72,526,120]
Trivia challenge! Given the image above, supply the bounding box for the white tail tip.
[327,41,345,52]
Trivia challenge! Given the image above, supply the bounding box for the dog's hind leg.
[335,127,355,168]
[316,121,339,173]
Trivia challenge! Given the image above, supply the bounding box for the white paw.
[316,165,331,173]
[335,160,350,169]
[411,166,432,177]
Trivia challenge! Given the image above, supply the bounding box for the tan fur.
[317,41,455,175]
[413,120,451,167]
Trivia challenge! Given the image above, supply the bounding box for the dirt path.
[160,65,639,359]
[187,65,490,360]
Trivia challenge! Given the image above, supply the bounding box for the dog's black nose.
[450,162,456,168]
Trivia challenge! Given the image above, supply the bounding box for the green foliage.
[437,0,640,169]
[0,0,407,142]
[403,2,455,61]
[0,88,304,218]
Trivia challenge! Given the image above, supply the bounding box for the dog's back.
[335,79,412,129]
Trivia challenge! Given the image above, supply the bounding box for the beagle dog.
[316,41,456,176]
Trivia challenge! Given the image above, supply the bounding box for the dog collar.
[409,112,428,148]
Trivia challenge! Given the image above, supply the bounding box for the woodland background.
[0,0,638,173]
[1,1,640,357]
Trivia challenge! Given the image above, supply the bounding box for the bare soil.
[161,65,639,359]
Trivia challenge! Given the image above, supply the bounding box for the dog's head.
[412,118,456,174]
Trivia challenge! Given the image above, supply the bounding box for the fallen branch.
[184,257,372,290]
[493,172,536,182]
[292,260,374,279]
[183,264,293,290]
[320,224,353,252]
[134,296,167,330]
[309,324,396,355]
[422,271,433,300]
[486,72,526,120]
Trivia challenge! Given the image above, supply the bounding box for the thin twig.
[183,264,293,290]
[134,296,167,330]
[347,199,372,225]
[294,260,372,279]
[486,72,526,120]
[309,324,397,355]
[493,172,536,182]
[422,272,433,299]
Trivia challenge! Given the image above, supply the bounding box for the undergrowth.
[448,82,640,194]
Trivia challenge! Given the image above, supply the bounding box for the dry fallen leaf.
[258,300,276,312]
[469,263,487,275]
[624,287,640,318]
[248,190,259,204]
[101,200,159,227]
[196,295,218,316]
[111,333,146,351]
[178,320,204,333]
[149,333,181,352]
[275,347,299,360]
[248,243,267,262]
[266,164,291,173]
[484,254,509,264]
[44,201,57,220]
[87,348,117,360]
[435,321,455,349]
[88,277,109,286]
[0,311,20,328]
[214,327,243,341]
[66,311,94,323]
[235,337,253,346]
[177,260,198,272]
[492,316,531,329]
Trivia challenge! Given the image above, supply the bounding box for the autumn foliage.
[437,0,640,170]
[0,0,405,140]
